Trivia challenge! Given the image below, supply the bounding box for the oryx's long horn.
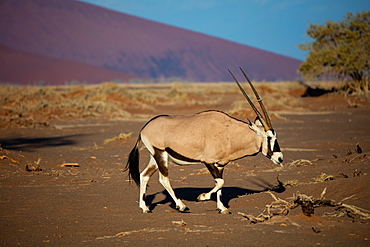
[228,69,270,130]
[239,67,273,129]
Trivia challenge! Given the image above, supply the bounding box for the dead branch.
[239,189,370,223]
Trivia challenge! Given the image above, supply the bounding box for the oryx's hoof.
[197,193,210,202]
[178,207,190,213]
[140,207,152,213]
[218,209,231,214]
[177,207,190,213]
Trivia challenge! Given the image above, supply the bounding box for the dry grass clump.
[104,132,132,144]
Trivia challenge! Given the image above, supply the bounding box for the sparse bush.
[299,11,370,99]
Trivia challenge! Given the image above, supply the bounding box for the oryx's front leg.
[139,156,158,213]
[197,163,229,214]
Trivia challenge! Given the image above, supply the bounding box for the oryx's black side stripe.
[165,147,200,164]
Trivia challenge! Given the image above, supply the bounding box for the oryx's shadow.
[145,178,285,212]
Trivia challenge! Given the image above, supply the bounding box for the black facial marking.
[273,140,281,152]
[266,137,273,158]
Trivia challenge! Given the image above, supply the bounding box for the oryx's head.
[248,117,283,165]
[229,68,284,165]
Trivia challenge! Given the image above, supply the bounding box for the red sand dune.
[0,45,137,85]
[0,0,302,84]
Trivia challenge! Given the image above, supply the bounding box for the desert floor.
[0,83,369,246]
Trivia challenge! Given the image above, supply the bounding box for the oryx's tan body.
[141,110,262,165]
[125,68,283,214]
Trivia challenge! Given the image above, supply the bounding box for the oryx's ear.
[248,118,265,137]
[254,116,263,127]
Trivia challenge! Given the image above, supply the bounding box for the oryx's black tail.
[125,136,141,186]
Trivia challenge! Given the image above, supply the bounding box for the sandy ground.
[0,91,369,246]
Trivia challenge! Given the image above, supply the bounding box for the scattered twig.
[353,169,363,177]
[59,163,80,167]
[0,155,21,165]
[284,159,312,168]
[172,219,187,226]
[340,194,356,203]
[320,187,327,200]
[239,192,293,223]
[96,228,170,240]
[311,227,321,233]
[346,154,364,164]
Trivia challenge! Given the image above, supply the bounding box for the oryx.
[125,68,283,214]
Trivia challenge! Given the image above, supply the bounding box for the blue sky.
[77,0,369,60]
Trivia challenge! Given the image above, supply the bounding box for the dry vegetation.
[0,81,309,128]
[1,80,368,129]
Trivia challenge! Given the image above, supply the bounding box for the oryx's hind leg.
[197,163,229,214]
[139,156,158,213]
[154,149,188,212]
